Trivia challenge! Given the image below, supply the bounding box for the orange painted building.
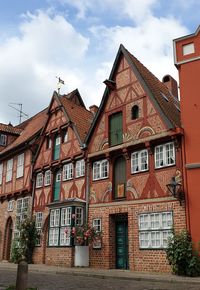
[174,26,200,245]
[86,45,186,272]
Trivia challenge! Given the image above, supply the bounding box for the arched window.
[131,105,139,120]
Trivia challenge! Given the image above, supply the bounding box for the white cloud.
[0,10,89,124]
[59,0,158,22]
[90,16,189,82]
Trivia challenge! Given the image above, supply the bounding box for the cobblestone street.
[1,268,200,290]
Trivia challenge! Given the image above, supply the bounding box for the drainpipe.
[85,158,90,225]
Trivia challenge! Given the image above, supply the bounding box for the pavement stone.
[0,261,200,285]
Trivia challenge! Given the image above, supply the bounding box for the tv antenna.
[8,103,29,124]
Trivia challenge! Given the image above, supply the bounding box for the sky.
[0,0,199,125]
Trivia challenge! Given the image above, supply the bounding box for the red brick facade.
[0,39,193,273]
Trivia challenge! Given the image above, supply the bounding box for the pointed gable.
[86,44,181,147]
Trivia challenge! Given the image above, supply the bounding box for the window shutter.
[109,112,123,146]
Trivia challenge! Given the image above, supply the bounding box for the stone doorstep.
[1,263,200,285]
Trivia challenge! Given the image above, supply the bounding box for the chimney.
[89,105,98,116]
[162,75,178,99]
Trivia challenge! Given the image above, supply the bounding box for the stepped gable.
[0,108,48,156]
[125,46,181,127]
[0,123,22,135]
[59,93,93,143]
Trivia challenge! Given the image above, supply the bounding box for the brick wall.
[89,199,186,273]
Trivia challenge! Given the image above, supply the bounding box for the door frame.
[115,214,129,269]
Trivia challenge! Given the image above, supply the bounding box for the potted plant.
[65,224,101,267]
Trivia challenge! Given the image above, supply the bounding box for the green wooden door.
[116,222,128,269]
[109,112,123,146]
[114,156,126,199]
[53,170,61,201]
[53,135,61,160]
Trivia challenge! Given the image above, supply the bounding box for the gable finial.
[56,76,65,94]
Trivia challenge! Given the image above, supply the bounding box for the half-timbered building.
[0,110,47,261]
[86,45,186,272]
[32,89,93,266]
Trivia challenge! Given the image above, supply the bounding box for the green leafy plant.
[166,230,200,276]
[11,216,40,263]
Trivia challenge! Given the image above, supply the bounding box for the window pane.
[60,227,70,246]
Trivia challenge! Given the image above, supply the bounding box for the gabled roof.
[0,123,22,135]
[59,92,93,143]
[86,44,181,143]
[125,47,181,128]
[0,108,48,158]
[62,89,86,108]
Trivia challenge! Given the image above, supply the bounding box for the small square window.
[183,43,195,56]
[7,200,14,212]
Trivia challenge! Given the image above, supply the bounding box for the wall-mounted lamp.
[166,176,184,205]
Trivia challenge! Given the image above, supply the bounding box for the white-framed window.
[0,134,7,146]
[76,159,85,178]
[93,159,109,180]
[35,212,43,246]
[0,163,3,185]
[131,149,148,173]
[36,172,43,188]
[49,228,59,246]
[44,170,51,186]
[183,43,195,56]
[155,142,175,168]
[138,211,173,249]
[16,153,24,178]
[92,218,101,232]
[75,207,84,226]
[55,136,61,146]
[49,207,72,246]
[61,207,72,226]
[46,136,52,149]
[6,158,13,182]
[14,197,30,238]
[7,200,14,212]
[63,163,73,180]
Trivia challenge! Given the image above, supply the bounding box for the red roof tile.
[59,95,93,142]
[0,123,22,135]
[0,108,48,156]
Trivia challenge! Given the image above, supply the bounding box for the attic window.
[0,134,7,146]
[131,105,139,120]
[183,43,195,56]
[161,93,169,102]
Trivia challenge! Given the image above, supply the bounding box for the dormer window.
[131,105,139,120]
[0,134,7,146]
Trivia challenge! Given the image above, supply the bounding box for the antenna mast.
[9,103,29,124]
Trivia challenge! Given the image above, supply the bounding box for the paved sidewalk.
[0,261,200,285]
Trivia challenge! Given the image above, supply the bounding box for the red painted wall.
[174,27,200,245]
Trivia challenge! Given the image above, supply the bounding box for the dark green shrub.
[166,230,200,276]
